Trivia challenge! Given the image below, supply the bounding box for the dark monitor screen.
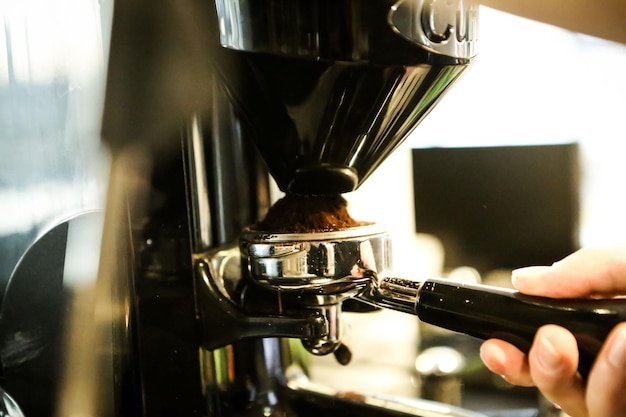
[411,144,580,274]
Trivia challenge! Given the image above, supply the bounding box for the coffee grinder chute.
[212,0,478,195]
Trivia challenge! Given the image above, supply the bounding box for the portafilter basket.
[239,224,390,355]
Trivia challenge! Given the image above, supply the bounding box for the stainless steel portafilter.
[240,224,390,355]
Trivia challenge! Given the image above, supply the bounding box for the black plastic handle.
[416,278,626,379]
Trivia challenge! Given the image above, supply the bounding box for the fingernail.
[511,266,551,288]
[535,335,562,373]
[608,328,626,370]
[479,344,506,378]
[511,270,521,288]
[479,343,504,366]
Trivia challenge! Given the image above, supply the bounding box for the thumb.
[512,244,626,298]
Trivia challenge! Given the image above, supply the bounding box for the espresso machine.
[2,0,626,416]
[95,1,486,415]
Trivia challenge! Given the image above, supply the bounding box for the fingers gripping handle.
[414,278,626,379]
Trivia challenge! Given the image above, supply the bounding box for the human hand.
[479,244,626,417]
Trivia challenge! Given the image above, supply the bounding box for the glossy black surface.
[0,221,69,417]
[214,0,476,64]
[416,278,626,379]
[218,51,468,194]
[212,0,474,194]
[130,151,205,416]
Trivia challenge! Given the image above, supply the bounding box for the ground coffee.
[255,194,370,233]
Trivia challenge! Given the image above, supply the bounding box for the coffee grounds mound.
[255,194,371,233]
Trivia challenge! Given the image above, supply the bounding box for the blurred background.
[1,1,626,414]
[0,0,113,300]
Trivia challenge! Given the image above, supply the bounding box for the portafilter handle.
[358,275,626,380]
